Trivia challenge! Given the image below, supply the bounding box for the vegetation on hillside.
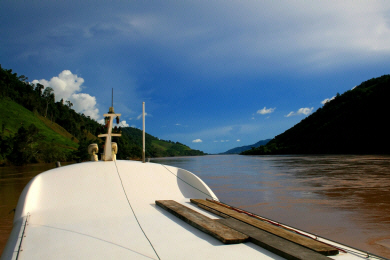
[0,99,79,164]
[114,128,206,159]
[241,74,390,155]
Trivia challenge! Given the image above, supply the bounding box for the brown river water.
[1,155,390,258]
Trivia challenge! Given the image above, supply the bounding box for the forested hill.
[114,127,206,159]
[0,65,205,165]
[241,74,390,155]
[221,139,271,154]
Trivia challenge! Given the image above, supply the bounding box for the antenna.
[109,88,114,114]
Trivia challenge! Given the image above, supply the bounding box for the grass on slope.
[152,140,173,150]
[0,98,78,149]
[152,140,192,151]
[36,114,79,143]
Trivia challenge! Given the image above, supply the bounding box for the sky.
[1,1,390,154]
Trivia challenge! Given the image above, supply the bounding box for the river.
[1,155,390,258]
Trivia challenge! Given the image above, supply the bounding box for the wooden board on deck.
[190,199,338,256]
[155,200,248,244]
[218,218,331,260]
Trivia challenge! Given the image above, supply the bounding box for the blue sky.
[1,1,390,154]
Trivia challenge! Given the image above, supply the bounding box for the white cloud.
[32,70,100,119]
[71,93,99,119]
[97,117,129,127]
[321,96,336,105]
[285,111,294,117]
[137,112,148,120]
[32,70,84,102]
[192,139,202,143]
[285,107,314,117]
[118,120,129,127]
[297,107,314,115]
[257,107,276,115]
[174,123,188,127]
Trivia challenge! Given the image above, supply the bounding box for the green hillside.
[151,139,206,157]
[0,98,75,147]
[0,98,79,164]
[242,74,390,155]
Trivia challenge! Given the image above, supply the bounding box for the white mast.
[142,102,145,163]
[98,89,121,161]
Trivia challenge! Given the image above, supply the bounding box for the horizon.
[2,1,390,154]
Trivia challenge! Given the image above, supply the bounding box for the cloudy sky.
[1,1,390,154]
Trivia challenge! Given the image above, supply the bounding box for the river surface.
[1,155,390,258]
[151,154,390,258]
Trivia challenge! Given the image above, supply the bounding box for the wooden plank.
[218,218,331,260]
[191,199,338,256]
[155,200,248,244]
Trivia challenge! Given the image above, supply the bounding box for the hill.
[241,74,390,155]
[0,98,78,147]
[0,65,206,164]
[0,98,80,164]
[221,139,271,154]
[113,127,206,160]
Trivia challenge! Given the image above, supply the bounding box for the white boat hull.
[1,160,385,259]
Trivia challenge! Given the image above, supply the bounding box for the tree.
[73,137,96,162]
[35,83,44,96]
[8,124,44,165]
[66,100,73,108]
[0,134,13,163]
[42,87,54,117]
[37,142,67,163]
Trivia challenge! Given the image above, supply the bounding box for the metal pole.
[142,102,145,163]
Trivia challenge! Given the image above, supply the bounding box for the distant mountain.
[241,74,390,155]
[221,139,271,154]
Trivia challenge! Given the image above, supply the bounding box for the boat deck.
[1,160,385,259]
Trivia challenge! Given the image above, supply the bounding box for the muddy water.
[152,154,390,258]
[1,155,390,258]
